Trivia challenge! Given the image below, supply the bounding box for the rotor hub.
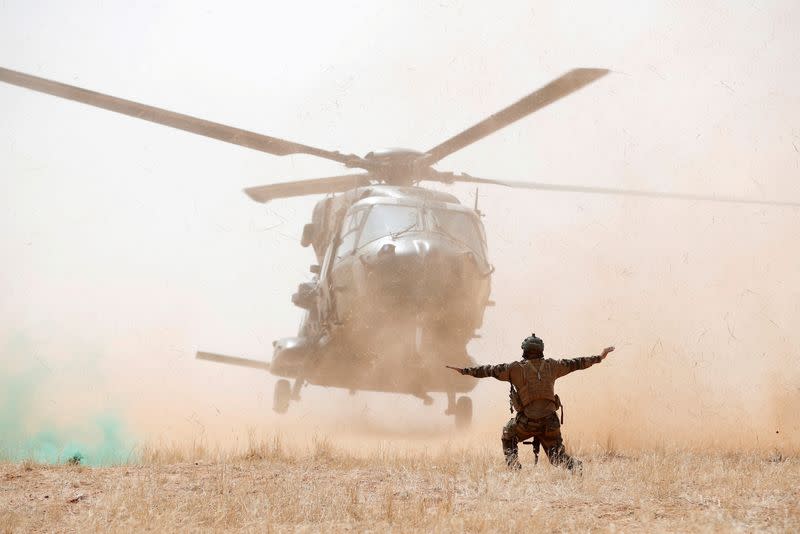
[363,148,428,185]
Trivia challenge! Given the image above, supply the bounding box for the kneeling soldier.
[448,334,614,470]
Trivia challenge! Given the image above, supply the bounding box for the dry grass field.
[2,437,798,533]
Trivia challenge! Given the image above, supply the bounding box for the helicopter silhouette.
[2,66,796,428]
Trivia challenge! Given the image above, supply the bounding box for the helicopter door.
[316,240,338,328]
[330,208,367,323]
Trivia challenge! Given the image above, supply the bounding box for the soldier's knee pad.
[501,437,518,450]
[501,420,517,441]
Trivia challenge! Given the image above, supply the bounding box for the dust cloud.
[1,1,799,463]
[481,199,800,452]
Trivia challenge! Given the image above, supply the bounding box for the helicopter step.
[412,390,434,405]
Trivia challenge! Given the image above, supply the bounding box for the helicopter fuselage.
[270,185,490,396]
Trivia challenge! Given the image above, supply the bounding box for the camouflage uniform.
[462,355,603,470]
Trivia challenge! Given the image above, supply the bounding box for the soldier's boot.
[546,443,582,473]
[502,438,522,470]
[568,457,583,474]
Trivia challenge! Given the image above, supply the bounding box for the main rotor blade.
[422,68,609,165]
[0,66,367,168]
[244,173,371,203]
[433,172,800,208]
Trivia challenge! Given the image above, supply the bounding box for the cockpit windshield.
[426,209,485,257]
[355,203,485,256]
[358,205,421,247]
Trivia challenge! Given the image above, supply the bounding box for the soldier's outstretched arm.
[554,346,614,377]
[447,362,513,381]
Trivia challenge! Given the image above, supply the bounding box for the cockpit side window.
[335,208,367,261]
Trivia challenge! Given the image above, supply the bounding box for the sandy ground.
[2,441,798,533]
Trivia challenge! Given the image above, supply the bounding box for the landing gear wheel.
[273,379,291,414]
[454,396,472,429]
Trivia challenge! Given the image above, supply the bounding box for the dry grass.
[1,438,798,533]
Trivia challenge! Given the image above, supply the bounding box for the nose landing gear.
[273,378,304,413]
[273,379,291,413]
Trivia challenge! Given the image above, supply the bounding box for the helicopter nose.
[364,236,486,304]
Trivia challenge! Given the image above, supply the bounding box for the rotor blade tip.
[572,67,611,79]
[243,187,269,203]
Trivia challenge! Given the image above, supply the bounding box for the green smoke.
[0,333,138,466]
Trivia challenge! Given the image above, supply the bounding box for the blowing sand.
[2,3,800,533]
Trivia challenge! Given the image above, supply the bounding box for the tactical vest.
[513,359,558,407]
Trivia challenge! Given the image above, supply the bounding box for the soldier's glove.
[445,365,468,375]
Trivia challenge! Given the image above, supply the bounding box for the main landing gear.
[273,378,304,413]
[445,391,473,429]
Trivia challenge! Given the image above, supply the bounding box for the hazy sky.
[1,1,799,448]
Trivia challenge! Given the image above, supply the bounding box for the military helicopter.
[2,66,796,428]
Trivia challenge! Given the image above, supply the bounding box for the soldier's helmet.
[521,333,544,359]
